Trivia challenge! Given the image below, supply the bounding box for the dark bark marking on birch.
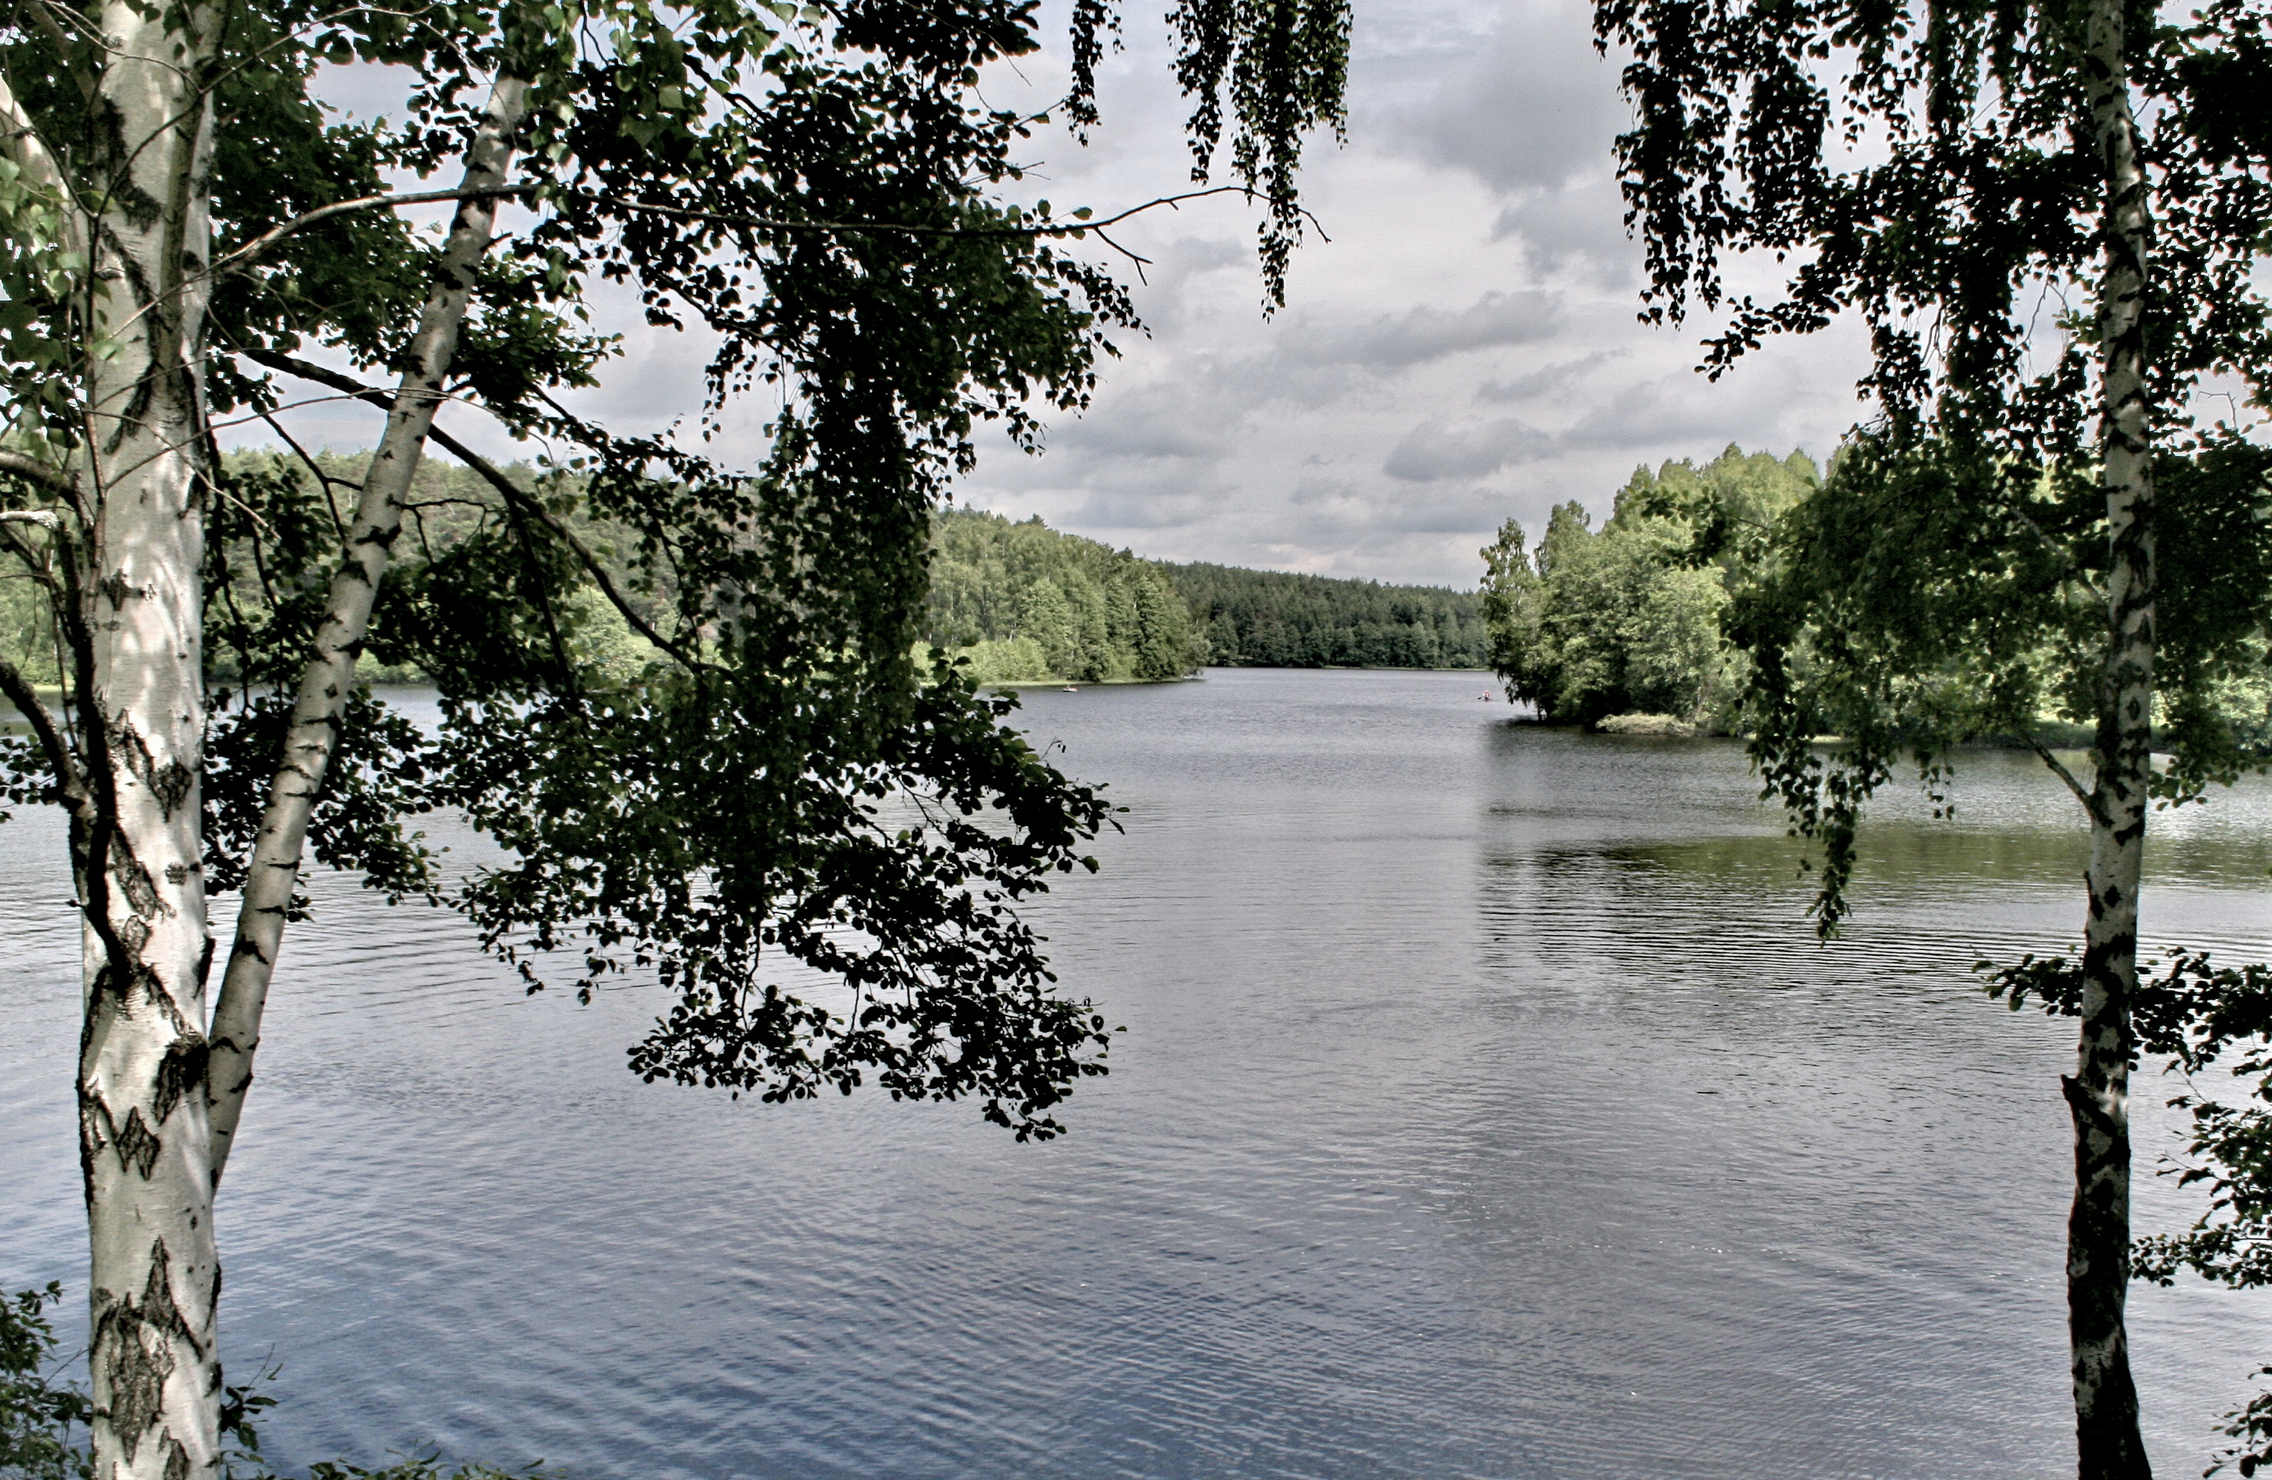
[111,1106,162,1178]
[150,759,192,817]
[151,1036,208,1123]
[112,855,164,919]
[92,1239,193,1464]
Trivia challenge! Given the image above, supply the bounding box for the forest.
[926,507,1490,682]
[1167,562,1489,670]
[1480,446,1819,732]
[925,508,1203,683]
[3,493,1490,691]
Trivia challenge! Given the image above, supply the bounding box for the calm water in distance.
[5,667,2272,1479]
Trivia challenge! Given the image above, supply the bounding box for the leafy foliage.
[0,1285,87,1480]
[1987,951,2272,1474]
[1596,0,2272,442]
[1168,562,1488,670]
[1592,0,2272,894]
[1480,445,1817,729]
[927,507,1202,683]
[1729,435,2272,930]
[2,0,1349,1468]
[1593,0,2272,1459]
[2,0,1350,1140]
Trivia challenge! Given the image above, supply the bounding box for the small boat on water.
[1062,685,1080,693]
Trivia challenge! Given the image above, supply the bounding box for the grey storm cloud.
[1383,415,1555,481]
[1557,372,1803,453]
[1049,381,1233,461]
[1476,348,1627,403]
[1288,290,1565,371]
[1125,235,1253,333]
[1381,0,1641,279]
[1488,177,1642,281]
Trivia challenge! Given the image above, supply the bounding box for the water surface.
[3,668,2269,1478]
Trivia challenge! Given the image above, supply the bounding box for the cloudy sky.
[902,0,1888,588]
[286,0,1887,590]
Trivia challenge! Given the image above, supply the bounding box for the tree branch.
[210,75,531,1181]
[0,655,91,823]
[209,185,529,278]
[0,451,77,498]
[210,182,1328,283]
[2029,738,2104,820]
[253,408,353,542]
[585,183,1328,245]
[242,348,712,673]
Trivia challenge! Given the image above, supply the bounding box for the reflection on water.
[1,668,2268,1478]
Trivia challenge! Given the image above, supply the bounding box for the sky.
[923,0,1888,588]
[282,0,1891,590]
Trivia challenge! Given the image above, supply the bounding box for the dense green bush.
[1,1285,87,1480]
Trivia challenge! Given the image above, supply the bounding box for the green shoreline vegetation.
[0,469,1492,698]
[926,505,1489,685]
[1480,445,1817,736]
[925,507,1203,684]
[1481,444,2272,749]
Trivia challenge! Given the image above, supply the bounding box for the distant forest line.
[0,475,1486,691]
[925,508,1487,682]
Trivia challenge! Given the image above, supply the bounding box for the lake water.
[5,667,2272,1478]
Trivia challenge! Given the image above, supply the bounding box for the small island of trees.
[1479,445,1817,733]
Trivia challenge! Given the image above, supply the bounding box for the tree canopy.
[1169,560,1488,669]
[0,0,1350,1470]
[1592,0,2272,1462]
[1481,445,1817,729]
[927,506,1203,683]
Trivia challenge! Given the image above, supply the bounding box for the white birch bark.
[75,0,224,1475]
[203,75,529,1176]
[2068,0,2156,1472]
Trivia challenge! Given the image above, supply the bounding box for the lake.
[4,667,2270,1478]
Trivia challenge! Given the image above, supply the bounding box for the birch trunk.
[2070,0,2155,1470]
[203,75,529,1177]
[77,0,223,1475]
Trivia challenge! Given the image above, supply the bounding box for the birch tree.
[0,0,1349,1475]
[1590,0,2272,1471]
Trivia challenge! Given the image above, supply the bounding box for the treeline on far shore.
[1162,561,1488,670]
[926,507,1488,683]
[0,475,1488,693]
